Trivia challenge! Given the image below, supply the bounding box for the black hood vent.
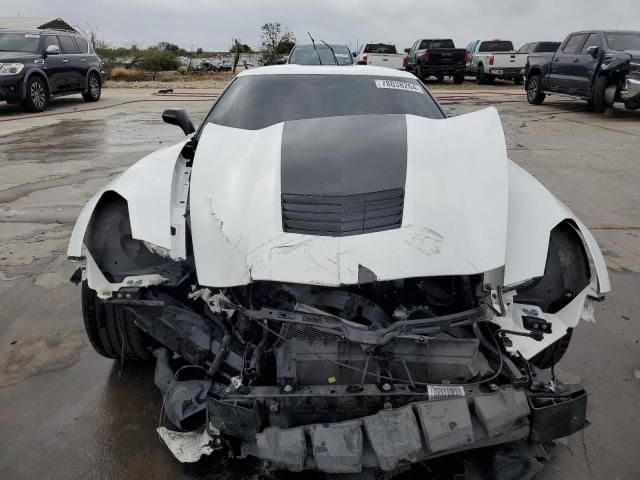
[280,114,408,237]
[282,189,404,236]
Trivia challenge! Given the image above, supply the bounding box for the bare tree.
[260,23,295,65]
[74,22,99,50]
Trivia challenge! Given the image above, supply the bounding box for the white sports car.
[68,65,609,478]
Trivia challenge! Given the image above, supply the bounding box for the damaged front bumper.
[620,77,640,109]
[155,350,588,476]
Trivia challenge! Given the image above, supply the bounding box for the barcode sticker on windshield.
[375,79,423,93]
[427,385,465,400]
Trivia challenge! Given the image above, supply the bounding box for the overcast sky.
[5,0,639,51]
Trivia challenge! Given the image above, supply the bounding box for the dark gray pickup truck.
[525,30,640,112]
[404,39,466,84]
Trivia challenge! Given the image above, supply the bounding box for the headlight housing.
[0,63,25,75]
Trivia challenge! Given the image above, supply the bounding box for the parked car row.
[284,31,640,113]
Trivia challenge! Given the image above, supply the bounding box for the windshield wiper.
[307,32,323,65]
[321,40,339,65]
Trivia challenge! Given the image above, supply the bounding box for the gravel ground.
[104,72,236,90]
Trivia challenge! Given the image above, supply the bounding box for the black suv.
[0,28,104,112]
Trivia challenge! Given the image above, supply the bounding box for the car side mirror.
[162,108,195,135]
[44,44,60,57]
[404,48,411,53]
[586,45,599,58]
[352,51,358,57]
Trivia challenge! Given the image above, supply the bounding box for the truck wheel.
[526,75,546,105]
[476,65,486,85]
[436,74,445,82]
[453,72,465,84]
[530,329,573,369]
[22,76,49,112]
[81,281,154,361]
[514,75,524,85]
[591,75,611,113]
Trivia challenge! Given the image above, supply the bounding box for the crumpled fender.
[504,161,610,294]
[67,139,190,260]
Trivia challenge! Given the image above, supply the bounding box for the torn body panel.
[67,139,190,260]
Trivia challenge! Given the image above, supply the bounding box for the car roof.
[239,64,417,78]
[293,42,349,47]
[0,28,81,36]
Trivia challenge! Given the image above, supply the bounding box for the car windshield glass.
[363,43,397,54]
[0,32,41,53]
[419,39,455,49]
[533,42,561,53]
[289,45,353,65]
[478,41,514,52]
[203,74,443,130]
[606,32,640,51]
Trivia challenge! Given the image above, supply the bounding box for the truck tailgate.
[492,53,527,69]
[425,48,466,66]
[366,54,405,69]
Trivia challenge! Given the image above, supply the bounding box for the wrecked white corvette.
[68,65,610,478]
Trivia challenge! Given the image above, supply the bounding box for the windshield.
[363,43,397,54]
[606,32,640,51]
[478,41,514,52]
[203,74,443,130]
[419,39,455,49]
[289,45,353,65]
[0,32,41,53]
[533,42,560,53]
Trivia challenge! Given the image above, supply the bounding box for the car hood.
[189,108,509,287]
[0,51,38,62]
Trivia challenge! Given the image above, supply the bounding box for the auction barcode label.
[427,385,465,400]
[375,79,423,93]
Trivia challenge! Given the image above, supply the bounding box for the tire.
[81,281,154,361]
[527,74,546,105]
[514,75,524,85]
[591,75,610,113]
[417,65,426,82]
[82,72,102,102]
[453,72,465,84]
[22,76,49,112]
[436,74,445,82]
[476,65,486,85]
[530,329,573,369]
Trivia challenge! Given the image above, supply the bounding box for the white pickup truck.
[354,43,405,69]
[465,40,526,85]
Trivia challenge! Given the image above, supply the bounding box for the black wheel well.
[527,68,542,79]
[26,71,50,94]
[84,191,167,283]
[514,220,591,313]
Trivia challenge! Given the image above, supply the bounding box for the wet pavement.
[0,86,639,479]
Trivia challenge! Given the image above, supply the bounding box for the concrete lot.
[0,83,639,479]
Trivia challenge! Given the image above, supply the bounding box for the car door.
[575,33,604,93]
[73,36,91,87]
[57,35,83,91]
[41,35,66,93]
[549,33,588,92]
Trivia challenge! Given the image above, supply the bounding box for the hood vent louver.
[282,189,404,237]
